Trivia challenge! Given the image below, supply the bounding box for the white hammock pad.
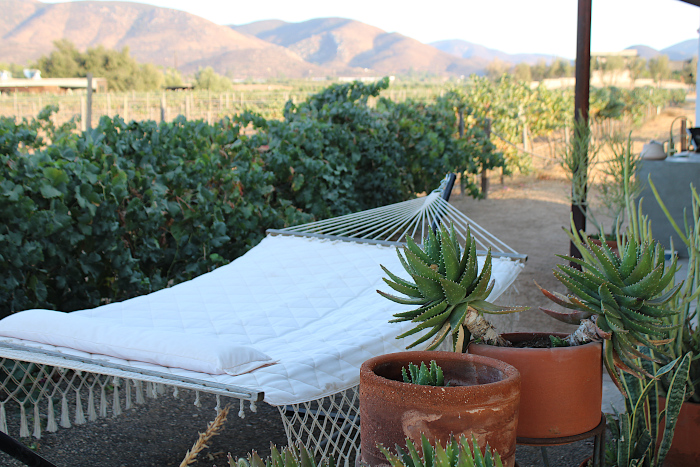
[0,235,523,406]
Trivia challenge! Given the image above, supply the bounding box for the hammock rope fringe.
[0,176,525,466]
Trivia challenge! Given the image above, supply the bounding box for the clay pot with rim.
[359,351,520,467]
[468,332,602,439]
[658,399,700,466]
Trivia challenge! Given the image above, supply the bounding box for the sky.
[42,0,700,59]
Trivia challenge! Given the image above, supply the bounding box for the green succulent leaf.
[440,278,467,305]
[413,274,445,301]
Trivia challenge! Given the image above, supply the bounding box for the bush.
[0,114,308,313]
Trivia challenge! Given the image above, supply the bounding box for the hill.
[430,39,556,65]
[661,39,697,61]
[0,0,323,78]
[231,18,484,76]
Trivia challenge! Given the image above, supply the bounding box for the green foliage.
[0,112,308,314]
[590,131,642,238]
[379,223,526,350]
[380,433,504,467]
[241,79,499,220]
[34,39,165,91]
[164,68,185,88]
[606,352,692,467]
[233,444,334,467]
[558,116,599,208]
[195,67,233,91]
[549,335,569,347]
[401,360,445,386]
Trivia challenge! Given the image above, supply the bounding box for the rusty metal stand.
[516,414,606,467]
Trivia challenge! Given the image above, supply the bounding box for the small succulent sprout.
[378,222,528,350]
[379,433,504,467]
[539,219,683,390]
[401,360,445,386]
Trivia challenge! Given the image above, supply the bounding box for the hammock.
[0,175,525,465]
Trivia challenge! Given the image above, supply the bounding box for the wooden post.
[80,95,86,132]
[161,92,166,122]
[86,73,93,130]
[481,119,491,199]
[681,118,687,151]
[570,0,592,262]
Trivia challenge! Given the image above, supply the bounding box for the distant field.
[0,86,443,127]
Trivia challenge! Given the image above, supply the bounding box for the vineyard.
[0,85,442,126]
[0,76,688,315]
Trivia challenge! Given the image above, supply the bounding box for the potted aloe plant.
[362,224,523,467]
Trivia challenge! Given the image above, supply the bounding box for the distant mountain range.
[1,0,696,79]
[627,40,697,61]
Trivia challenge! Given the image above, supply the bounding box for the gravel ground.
[0,387,603,467]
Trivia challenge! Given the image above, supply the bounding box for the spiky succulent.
[378,223,526,351]
[380,433,504,467]
[539,225,682,388]
[402,360,445,386]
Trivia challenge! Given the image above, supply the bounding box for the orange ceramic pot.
[658,399,700,466]
[359,351,520,467]
[469,332,602,439]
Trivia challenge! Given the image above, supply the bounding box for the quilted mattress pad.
[0,235,522,405]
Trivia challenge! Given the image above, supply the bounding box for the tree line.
[0,40,234,92]
[487,54,696,85]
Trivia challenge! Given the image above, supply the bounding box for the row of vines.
[0,78,500,315]
[462,76,686,171]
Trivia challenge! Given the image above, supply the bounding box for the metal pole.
[571,0,592,260]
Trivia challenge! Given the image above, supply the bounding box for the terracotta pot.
[658,399,700,466]
[359,351,520,467]
[469,332,602,439]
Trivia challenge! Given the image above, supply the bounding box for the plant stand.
[515,414,606,467]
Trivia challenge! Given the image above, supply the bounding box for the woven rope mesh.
[0,357,191,438]
[278,386,360,467]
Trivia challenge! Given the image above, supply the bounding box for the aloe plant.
[402,361,445,386]
[378,223,527,351]
[380,433,504,467]
[538,218,681,389]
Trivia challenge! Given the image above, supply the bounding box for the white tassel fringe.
[19,404,29,437]
[32,403,41,439]
[74,390,85,425]
[46,398,58,432]
[60,395,71,428]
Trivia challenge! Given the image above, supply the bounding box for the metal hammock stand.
[0,174,525,467]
